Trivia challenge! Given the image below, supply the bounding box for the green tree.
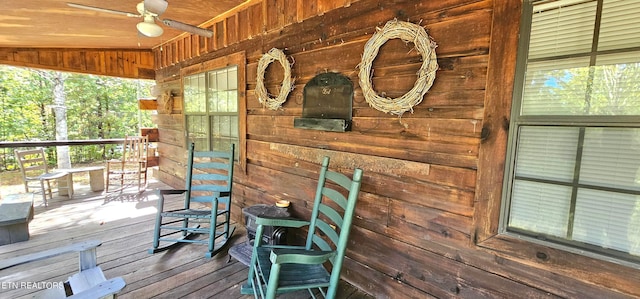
[0,65,154,168]
[65,74,154,139]
[0,67,55,141]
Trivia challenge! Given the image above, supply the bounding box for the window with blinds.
[505,0,640,263]
[184,66,239,153]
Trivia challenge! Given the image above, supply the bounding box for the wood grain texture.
[149,0,640,298]
[0,48,154,79]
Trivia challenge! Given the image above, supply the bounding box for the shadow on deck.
[0,180,372,299]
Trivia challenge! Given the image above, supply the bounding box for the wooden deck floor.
[0,179,372,299]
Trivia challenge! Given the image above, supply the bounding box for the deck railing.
[0,139,126,172]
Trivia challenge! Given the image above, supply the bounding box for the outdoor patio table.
[57,166,105,196]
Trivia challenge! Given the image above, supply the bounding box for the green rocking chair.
[241,156,363,299]
[149,143,235,258]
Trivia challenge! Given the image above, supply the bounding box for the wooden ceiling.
[1,0,247,49]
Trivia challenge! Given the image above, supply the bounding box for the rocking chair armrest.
[270,248,335,265]
[155,189,188,212]
[255,216,310,228]
[157,189,188,195]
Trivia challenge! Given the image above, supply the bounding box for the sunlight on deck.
[31,200,160,234]
[22,182,163,235]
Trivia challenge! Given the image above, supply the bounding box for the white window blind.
[573,189,640,255]
[528,0,596,60]
[580,128,640,191]
[598,0,640,51]
[509,180,571,237]
[514,126,578,182]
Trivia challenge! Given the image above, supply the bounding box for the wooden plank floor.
[0,179,373,299]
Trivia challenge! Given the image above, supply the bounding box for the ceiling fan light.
[137,21,163,37]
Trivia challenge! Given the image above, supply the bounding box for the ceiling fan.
[67,0,213,38]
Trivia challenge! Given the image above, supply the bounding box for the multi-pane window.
[184,66,238,153]
[504,0,640,263]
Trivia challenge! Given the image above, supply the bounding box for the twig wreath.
[358,19,438,116]
[256,48,294,110]
[157,90,173,114]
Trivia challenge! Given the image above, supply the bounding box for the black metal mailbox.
[294,72,353,132]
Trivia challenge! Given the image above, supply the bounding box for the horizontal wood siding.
[0,48,154,79]
[152,0,640,298]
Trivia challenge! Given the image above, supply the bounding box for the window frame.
[499,0,640,265]
[474,1,639,293]
[181,52,247,172]
[184,66,239,152]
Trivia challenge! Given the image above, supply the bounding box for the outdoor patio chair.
[149,143,235,258]
[105,135,149,193]
[241,156,363,299]
[14,148,72,206]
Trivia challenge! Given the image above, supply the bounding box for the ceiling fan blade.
[161,19,213,38]
[67,3,140,17]
[144,0,168,16]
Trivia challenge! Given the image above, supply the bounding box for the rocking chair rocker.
[241,156,363,299]
[149,143,235,258]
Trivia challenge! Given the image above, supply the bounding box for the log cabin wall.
[0,48,155,79]
[152,0,640,298]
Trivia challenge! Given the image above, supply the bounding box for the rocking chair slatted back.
[185,145,235,205]
[14,148,71,206]
[105,135,149,192]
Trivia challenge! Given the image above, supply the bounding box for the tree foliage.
[0,67,55,141]
[64,73,154,139]
[0,66,154,169]
[526,62,640,116]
